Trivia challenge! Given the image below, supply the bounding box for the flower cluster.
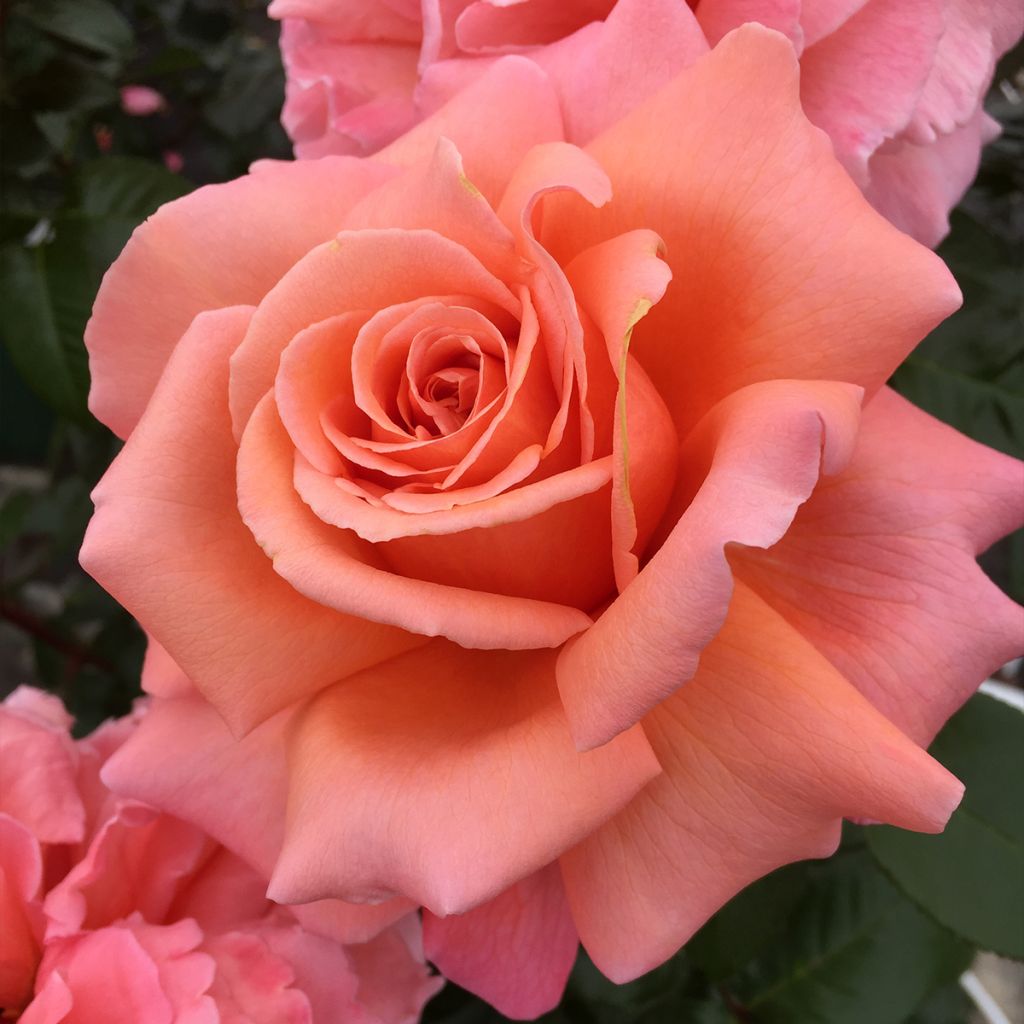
[0,688,439,1022]
[62,1,1024,1019]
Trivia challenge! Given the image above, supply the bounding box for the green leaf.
[75,157,191,219]
[708,849,972,1024]
[0,216,136,419]
[867,694,1024,958]
[16,0,133,58]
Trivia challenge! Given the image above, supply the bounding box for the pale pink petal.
[424,863,576,1019]
[797,0,869,47]
[560,583,964,982]
[798,0,946,185]
[0,691,83,845]
[267,640,660,914]
[346,921,443,1024]
[734,387,1024,746]
[0,815,43,1012]
[865,108,1000,247]
[376,55,564,205]
[101,696,414,944]
[695,0,802,47]
[85,158,395,439]
[454,0,613,50]
[268,0,422,41]
[140,636,195,700]
[557,380,862,751]
[906,0,1023,144]
[534,0,708,146]
[43,802,211,939]
[542,24,960,436]
[81,306,424,734]
[202,931,312,1024]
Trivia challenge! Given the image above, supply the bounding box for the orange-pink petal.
[560,583,964,982]
[267,641,661,914]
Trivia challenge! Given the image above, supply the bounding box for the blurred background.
[1,2,1021,1022]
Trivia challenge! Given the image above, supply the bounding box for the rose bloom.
[271,0,1022,246]
[0,688,440,1022]
[81,26,1022,1019]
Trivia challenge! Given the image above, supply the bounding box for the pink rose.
[0,689,440,1023]
[272,0,1022,245]
[119,85,167,117]
[81,27,1022,1018]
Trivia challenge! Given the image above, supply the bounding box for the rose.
[0,688,440,1023]
[81,27,1023,1017]
[271,0,1022,245]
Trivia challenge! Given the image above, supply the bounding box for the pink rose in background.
[0,688,440,1023]
[271,0,1022,245]
[120,85,167,117]
[79,22,1023,1018]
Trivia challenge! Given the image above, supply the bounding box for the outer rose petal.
[80,306,425,734]
[560,583,964,982]
[533,0,708,146]
[0,815,43,1011]
[542,24,961,436]
[424,863,577,1020]
[798,0,946,185]
[733,387,1024,746]
[864,108,999,248]
[0,690,83,845]
[85,158,395,439]
[24,920,215,1024]
[267,640,661,914]
[695,0,802,47]
[100,696,415,944]
[376,55,564,206]
[557,380,863,750]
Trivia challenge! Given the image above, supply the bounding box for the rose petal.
[799,0,946,184]
[864,107,999,247]
[0,692,83,845]
[558,379,862,750]
[542,24,961,437]
[564,230,676,588]
[560,583,964,982]
[0,815,43,1012]
[733,387,1024,746]
[424,863,577,1019]
[376,55,564,205]
[229,229,517,439]
[81,306,424,734]
[238,394,595,648]
[534,0,708,145]
[695,0,803,47]
[267,640,661,914]
[85,158,394,439]
[100,695,414,944]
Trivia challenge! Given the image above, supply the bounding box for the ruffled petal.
[798,0,946,183]
[557,379,862,750]
[101,695,414,944]
[81,306,424,734]
[424,863,577,1019]
[0,815,43,1012]
[267,640,660,914]
[86,158,394,439]
[238,394,595,647]
[733,387,1024,746]
[560,583,964,982]
[542,24,960,437]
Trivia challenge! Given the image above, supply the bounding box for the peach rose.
[0,688,440,1023]
[81,27,1022,1018]
[272,0,1022,245]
